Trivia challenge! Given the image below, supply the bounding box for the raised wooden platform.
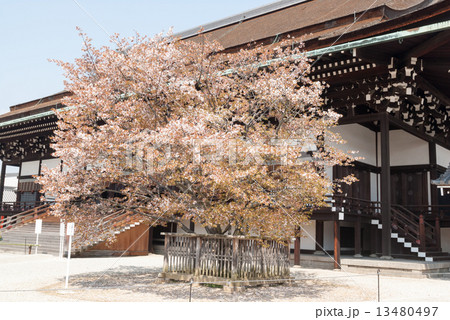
[293,254,450,278]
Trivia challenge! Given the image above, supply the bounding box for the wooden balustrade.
[419,214,426,251]
[160,233,291,287]
[0,203,50,229]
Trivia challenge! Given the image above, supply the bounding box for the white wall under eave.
[20,160,40,176]
[41,159,61,170]
[441,228,450,253]
[323,221,335,251]
[300,221,316,250]
[436,145,450,168]
[331,124,376,166]
[378,130,429,166]
[370,172,379,202]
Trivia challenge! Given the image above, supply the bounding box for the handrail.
[0,203,50,230]
[0,201,46,212]
[391,205,436,247]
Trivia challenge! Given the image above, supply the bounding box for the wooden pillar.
[294,229,301,266]
[315,220,324,254]
[435,216,441,251]
[0,161,6,203]
[380,114,392,259]
[429,142,438,211]
[354,217,362,257]
[334,220,341,269]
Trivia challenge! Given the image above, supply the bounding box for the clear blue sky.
[0,0,271,114]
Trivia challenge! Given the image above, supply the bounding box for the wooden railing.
[72,210,144,250]
[0,201,48,214]
[331,194,443,251]
[0,203,50,229]
[161,233,290,283]
[391,205,438,251]
[332,194,381,218]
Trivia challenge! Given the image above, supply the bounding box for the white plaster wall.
[323,221,335,251]
[192,223,207,235]
[20,160,40,176]
[331,124,376,166]
[300,221,316,250]
[436,145,450,168]
[41,159,61,170]
[441,228,450,253]
[4,176,18,188]
[370,172,379,202]
[378,130,429,166]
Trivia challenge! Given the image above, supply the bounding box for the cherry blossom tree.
[38,30,356,245]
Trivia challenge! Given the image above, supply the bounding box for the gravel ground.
[0,252,449,302]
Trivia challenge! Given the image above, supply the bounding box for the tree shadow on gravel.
[67,266,351,302]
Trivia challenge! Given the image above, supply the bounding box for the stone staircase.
[0,219,61,255]
[0,205,147,257]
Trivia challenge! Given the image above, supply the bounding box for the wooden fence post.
[419,214,426,252]
[163,234,169,273]
[194,236,202,276]
[231,238,239,280]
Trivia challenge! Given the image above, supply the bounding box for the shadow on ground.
[64,266,360,302]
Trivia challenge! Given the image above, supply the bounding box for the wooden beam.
[353,47,392,66]
[339,112,383,125]
[388,114,450,150]
[380,113,392,258]
[402,30,450,63]
[416,75,450,107]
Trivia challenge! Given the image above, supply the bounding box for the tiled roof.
[0,91,70,124]
[432,164,450,186]
[179,0,446,50]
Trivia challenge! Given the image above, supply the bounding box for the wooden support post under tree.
[334,220,341,269]
[294,228,301,266]
[380,114,392,259]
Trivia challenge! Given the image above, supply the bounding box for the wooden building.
[1,0,450,262]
